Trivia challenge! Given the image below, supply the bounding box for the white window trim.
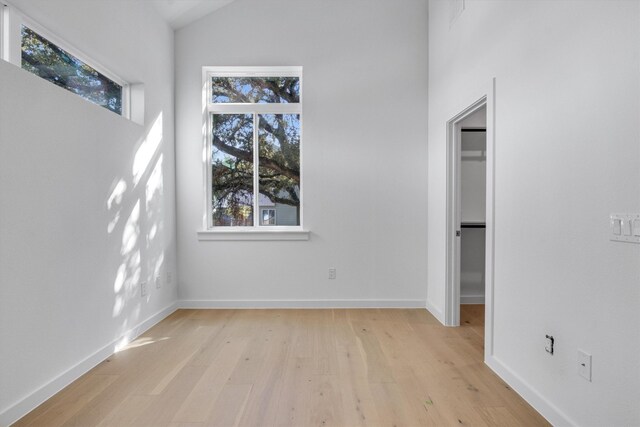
[0,4,7,61]
[1,2,131,119]
[199,66,308,241]
[197,228,309,241]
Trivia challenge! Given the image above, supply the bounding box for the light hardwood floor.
[15,306,548,426]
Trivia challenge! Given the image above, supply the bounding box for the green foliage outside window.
[211,77,301,227]
[21,26,122,114]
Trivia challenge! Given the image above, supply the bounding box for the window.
[261,209,276,225]
[1,5,129,117]
[21,26,123,114]
[204,67,303,231]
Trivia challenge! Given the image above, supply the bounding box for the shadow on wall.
[104,112,166,350]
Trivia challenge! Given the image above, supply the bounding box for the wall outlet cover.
[578,349,592,382]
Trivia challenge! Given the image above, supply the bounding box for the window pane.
[212,77,300,104]
[258,114,300,226]
[212,114,254,226]
[21,26,122,115]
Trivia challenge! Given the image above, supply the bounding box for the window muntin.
[211,76,300,104]
[20,25,123,115]
[205,67,302,230]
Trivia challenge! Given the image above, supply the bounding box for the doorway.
[459,115,486,339]
[444,86,496,360]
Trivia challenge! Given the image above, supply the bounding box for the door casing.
[444,78,496,362]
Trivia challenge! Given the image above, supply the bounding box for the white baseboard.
[460,295,485,304]
[0,302,178,427]
[485,355,575,427]
[425,299,445,325]
[179,299,426,309]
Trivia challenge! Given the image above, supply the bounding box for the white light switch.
[577,349,592,382]
[610,214,640,243]
[612,218,622,235]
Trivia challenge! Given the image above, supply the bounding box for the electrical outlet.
[166,271,172,284]
[328,268,336,280]
[155,276,162,289]
[578,350,592,381]
[141,282,148,297]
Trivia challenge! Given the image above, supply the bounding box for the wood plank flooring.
[14,306,549,426]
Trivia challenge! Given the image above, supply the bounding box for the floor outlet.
[141,282,148,297]
[578,350,592,381]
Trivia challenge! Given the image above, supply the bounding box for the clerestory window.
[203,67,303,232]
[1,5,129,117]
[20,25,124,115]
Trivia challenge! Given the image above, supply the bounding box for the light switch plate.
[610,214,640,243]
[577,349,592,382]
[612,219,622,235]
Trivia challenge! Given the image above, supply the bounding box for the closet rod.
[461,223,486,229]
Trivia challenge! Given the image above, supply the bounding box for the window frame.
[200,66,308,241]
[0,2,130,118]
[0,4,6,61]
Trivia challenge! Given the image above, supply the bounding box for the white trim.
[252,113,259,226]
[0,3,6,61]
[425,298,446,324]
[486,355,575,426]
[460,295,485,304]
[180,299,426,309]
[207,103,301,114]
[445,95,487,327]
[484,78,497,360]
[4,2,19,65]
[204,65,302,78]
[0,302,178,427]
[197,228,310,241]
[444,78,496,361]
[121,82,131,120]
[203,104,212,229]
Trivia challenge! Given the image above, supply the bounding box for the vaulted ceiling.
[150,0,237,29]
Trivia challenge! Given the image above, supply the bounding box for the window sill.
[197,229,310,241]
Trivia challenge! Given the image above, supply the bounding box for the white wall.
[175,0,429,306]
[427,1,640,425]
[0,1,177,424]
